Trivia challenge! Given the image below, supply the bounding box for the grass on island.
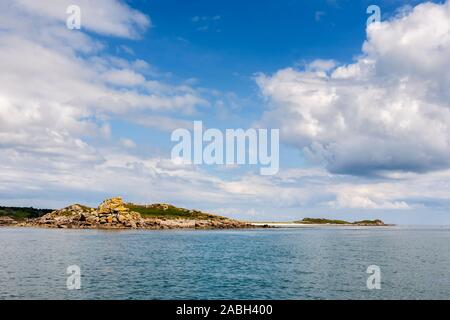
[352,219,384,225]
[0,206,52,220]
[296,218,351,225]
[294,217,385,225]
[0,203,228,221]
[125,203,228,220]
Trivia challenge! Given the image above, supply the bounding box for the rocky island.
[0,199,392,229]
[251,217,392,228]
[293,217,390,226]
[0,197,256,230]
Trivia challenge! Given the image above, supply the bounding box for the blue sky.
[1,0,450,224]
[108,0,397,168]
[125,0,422,89]
[123,0,369,100]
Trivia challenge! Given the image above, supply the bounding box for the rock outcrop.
[98,198,129,215]
[23,197,254,230]
[142,218,253,230]
[0,216,17,226]
[34,197,145,229]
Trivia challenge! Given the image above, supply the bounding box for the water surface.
[0,226,449,299]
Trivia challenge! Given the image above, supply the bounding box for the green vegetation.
[125,203,227,220]
[73,204,92,211]
[0,202,228,221]
[297,217,351,224]
[0,206,52,220]
[295,218,386,225]
[352,219,384,225]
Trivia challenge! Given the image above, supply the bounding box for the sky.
[0,0,450,224]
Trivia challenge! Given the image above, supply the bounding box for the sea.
[0,226,449,299]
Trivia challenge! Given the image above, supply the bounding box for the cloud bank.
[257,1,450,176]
[0,0,206,174]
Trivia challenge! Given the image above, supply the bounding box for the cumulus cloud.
[119,138,137,149]
[0,0,206,171]
[257,1,450,176]
[13,0,151,38]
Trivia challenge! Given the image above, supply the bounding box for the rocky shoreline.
[0,198,391,230]
[1,198,258,230]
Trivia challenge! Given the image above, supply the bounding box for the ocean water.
[0,226,449,300]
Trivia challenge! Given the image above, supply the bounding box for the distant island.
[0,198,391,229]
[293,218,389,226]
[252,217,392,228]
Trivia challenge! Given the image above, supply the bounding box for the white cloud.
[131,115,194,133]
[14,0,151,39]
[329,188,411,209]
[0,0,207,169]
[119,138,137,149]
[0,0,218,213]
[306,59,336,72]
[190,15,221,32]
[257,1,450,176]
[103,69,146,86]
